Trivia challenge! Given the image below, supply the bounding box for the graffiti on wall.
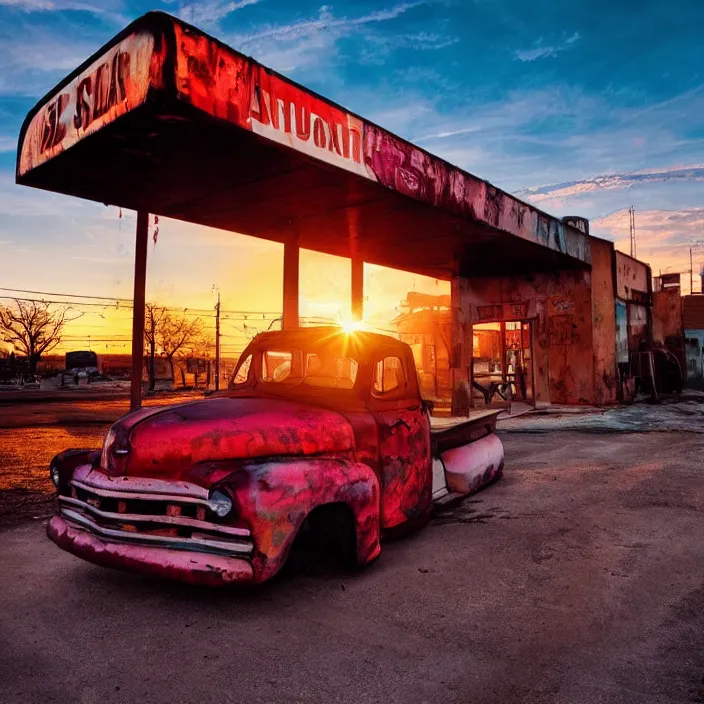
[549,297,575,314]
[549,315,575,346]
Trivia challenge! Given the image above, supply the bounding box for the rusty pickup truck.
[47,327,504,586]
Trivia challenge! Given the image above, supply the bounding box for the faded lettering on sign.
[19,31,154,177]
[249,69,368,179]
[503,302,527,320]
[476,305,502,321]
[475,303,528,322]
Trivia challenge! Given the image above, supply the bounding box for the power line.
[0,295,284,319]
[0,287,133,302]
[0,295,132,308]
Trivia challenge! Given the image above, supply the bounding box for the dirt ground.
[0,397,703,704]
[0,393,201,525]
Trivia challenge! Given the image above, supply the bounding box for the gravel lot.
[1,399,702,704]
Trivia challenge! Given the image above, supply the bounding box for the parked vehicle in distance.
[47,327,505,586]
[65,350,99,380]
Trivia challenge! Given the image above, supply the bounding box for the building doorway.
[472,320,535,409]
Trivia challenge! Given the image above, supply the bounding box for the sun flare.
[340,319,364,334]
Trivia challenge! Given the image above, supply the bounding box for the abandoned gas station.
[16,12,659,413]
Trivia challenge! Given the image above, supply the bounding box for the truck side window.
[261,350,293,382]
[373,356,405,396]
[232,354,252,385]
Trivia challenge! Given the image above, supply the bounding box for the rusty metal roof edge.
[15,10,590,257]
[164,12,592,251]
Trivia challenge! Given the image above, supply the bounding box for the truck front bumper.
[48,516,254,586]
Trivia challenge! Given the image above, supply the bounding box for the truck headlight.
[208,488,233,517]
[50,464,60,488]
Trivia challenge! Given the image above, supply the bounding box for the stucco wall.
[615,251,649,300]
[590,238,618,405]
[652,290,683,344]
[458,270,595,405]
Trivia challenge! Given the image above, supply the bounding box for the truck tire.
[306,503,357,567]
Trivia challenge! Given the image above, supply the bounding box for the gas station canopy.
[17,12,590,279]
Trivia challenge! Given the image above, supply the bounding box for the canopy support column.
[450,269,472,416]
[130,211,148,411]
[351,258,364,322]
[347,204,363,322]
[282,235,299,330]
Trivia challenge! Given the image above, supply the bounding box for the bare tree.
[144,304,168,391]
[158,309,203,385]
[0,299,70,374]
[183,334,215,388]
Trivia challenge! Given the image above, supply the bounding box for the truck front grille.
[59,475,252,558]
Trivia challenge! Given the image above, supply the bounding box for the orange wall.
[615,251,649,299]
[459,270,595,405]
[590,238,618,405]
[652,289,683,343]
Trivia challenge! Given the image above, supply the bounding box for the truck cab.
[47,327,504,586]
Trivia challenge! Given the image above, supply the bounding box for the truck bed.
[430,410,501,455]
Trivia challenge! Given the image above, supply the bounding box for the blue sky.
[1,0,703,350]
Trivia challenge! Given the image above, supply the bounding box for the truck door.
[371,352,432,530]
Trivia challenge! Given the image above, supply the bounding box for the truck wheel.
[306,503,357,567]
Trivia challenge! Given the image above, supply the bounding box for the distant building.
[390,292,451,401]
[683,294,704,388]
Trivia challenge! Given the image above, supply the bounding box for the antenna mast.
[629,206,637,258]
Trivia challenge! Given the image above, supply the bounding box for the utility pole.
[690,248,694,295]
[214,287,221,391]
[629,206,637,258]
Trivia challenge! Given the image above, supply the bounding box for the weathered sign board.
[18,30,158,176]
[17,12,591,269]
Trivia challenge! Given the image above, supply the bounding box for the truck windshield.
[231,348,359,390]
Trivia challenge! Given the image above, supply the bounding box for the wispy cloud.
[594,207,704,248]
[0,0,126,18]
[516,165,704,203]
[173,0,262,27]
[0,135,16,152]
[236,2,426,45]
[515,31,580,62]
[592,207,704,289]
[0,24,103,95]
[230,2,430,74]
[0,0,56,8]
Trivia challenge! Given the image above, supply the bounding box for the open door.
[505,321,535,407]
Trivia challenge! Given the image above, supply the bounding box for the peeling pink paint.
[46,328,503,586]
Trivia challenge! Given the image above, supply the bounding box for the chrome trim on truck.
[60,469,253,559]
[59,495,251,538]
[72,477,223,512]
[59,507,252,557]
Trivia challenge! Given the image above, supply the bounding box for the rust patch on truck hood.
[105,397,355,479]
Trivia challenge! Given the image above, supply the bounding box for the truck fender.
[222,458,381,583]
[50,448,101,492]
